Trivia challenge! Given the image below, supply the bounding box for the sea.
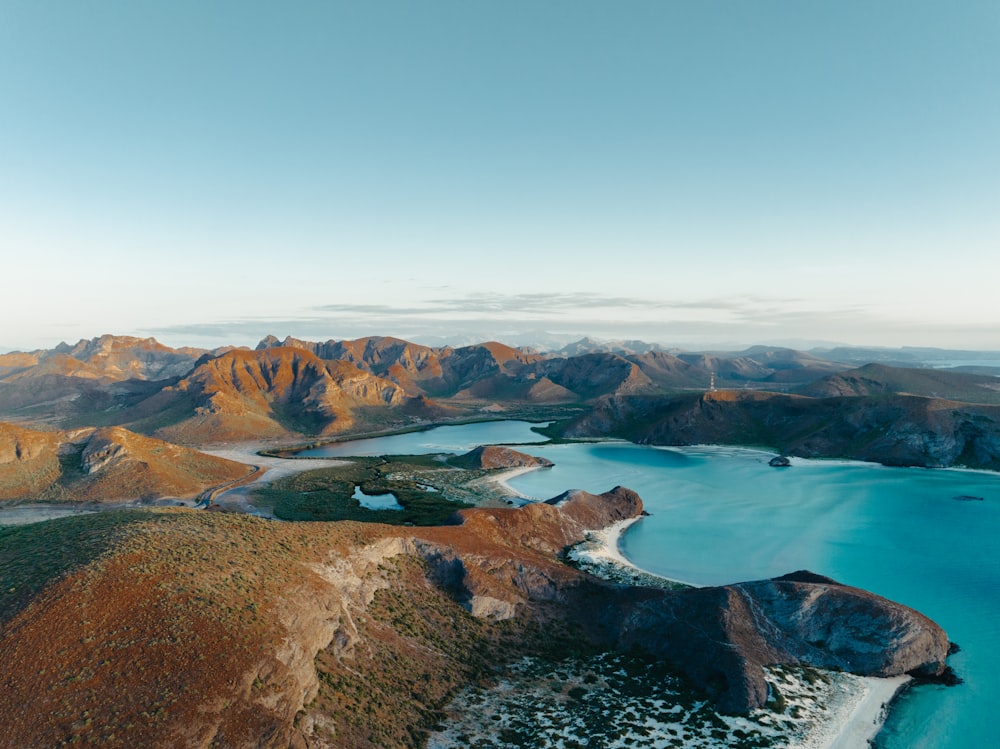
[306,421,1000,749]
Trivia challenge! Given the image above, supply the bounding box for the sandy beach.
[568,514,912,749]
[826,675,910,749]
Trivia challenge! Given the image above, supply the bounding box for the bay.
[325,420,1000,749]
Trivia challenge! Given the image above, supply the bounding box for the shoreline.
[578,514,911,749]
[827,675,911,749]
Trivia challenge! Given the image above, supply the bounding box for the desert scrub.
[427,652,780,749]
[0,510,153,625]
[307,554,599,749]
[0,508,374,749]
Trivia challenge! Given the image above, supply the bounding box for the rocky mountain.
[567,390,1000,470]
[0,487,952,746]
[0,334,207,382]
[4,333,999,456]
[812,345,1000,369]
[0,421,249,501]
[555,337,675,357]
[677,346,845,386]
[799,362,1000,404]
[254,336,544,400]
[137,347,436,443]
[0,336,219,430]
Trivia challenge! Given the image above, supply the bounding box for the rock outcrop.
[449,444,554,470]
[568,390,1000,470]
[617,570,952,713]
[448,491,952,714]
[0,422,249,502]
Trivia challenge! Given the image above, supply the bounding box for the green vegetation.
[252,455,474,525]
[0,511,147,625]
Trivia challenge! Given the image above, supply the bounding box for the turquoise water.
[507,442,1000,749]
[351,485,404,510]
[327,421,1000,748]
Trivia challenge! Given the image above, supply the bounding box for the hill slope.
[0,491,951,746]
[800,363,1000,404]
[567,390,1000,469]
[0,422,250,501]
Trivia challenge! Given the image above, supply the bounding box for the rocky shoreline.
[561,514,929,749]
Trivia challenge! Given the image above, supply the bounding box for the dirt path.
[0,443,349,527]
[199,444,350,517]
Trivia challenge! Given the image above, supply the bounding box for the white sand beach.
[826,675,910,749]
[559,516,912,749]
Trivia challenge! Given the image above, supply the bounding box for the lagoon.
[326,421,1000,749]
[296,420,550,458]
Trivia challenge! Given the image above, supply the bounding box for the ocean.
[316,421,1000,748]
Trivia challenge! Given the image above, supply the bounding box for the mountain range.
[1,333,1000,500]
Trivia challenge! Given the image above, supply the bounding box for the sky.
[1,1,998,353]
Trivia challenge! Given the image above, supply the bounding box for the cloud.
[144,291,1000,351]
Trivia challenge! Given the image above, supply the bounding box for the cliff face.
[617,571,951,713]
[569,390,1000,470]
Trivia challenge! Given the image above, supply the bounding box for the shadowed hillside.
[566,390,1000,469]
[799,362,1000,404]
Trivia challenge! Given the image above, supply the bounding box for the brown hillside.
[800,362,1000,404]
[0,422,65,498]
[0,490,951,746]
[539,353,658,400]
[449,445,554,470]
[0,422,249,502]
[148,347,413,442]
[1,335,202,383]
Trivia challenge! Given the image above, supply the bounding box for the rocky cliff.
[568,390,1000,470]
[617,570,951,713]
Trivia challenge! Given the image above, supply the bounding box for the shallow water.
[328,421,1000,749]
[351,485,403,510]
[507,442,1000,749]
[296,420,550,457]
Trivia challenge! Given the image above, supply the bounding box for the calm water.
[296,420,550,457]
[330,422,1000,749]
[351,485,404,510]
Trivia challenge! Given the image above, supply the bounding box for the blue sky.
[2,1,998,352]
